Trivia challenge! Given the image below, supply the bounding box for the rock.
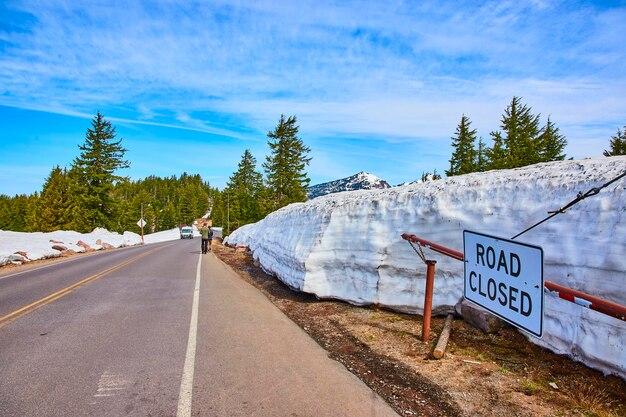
[96,239,102,245]
[9,253,27,262]
[15,251,29,259]
[49,239,64,244]
[77,240,94,252]
[548,382,558,390]
[51,244,68,251]
[235,245,249,253]
[101,242,114,249]
[458,299,502,334]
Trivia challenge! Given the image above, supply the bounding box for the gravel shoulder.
[214,243,625,417]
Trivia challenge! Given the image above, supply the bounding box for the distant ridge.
[307,172,391,199]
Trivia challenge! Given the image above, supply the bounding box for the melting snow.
[227,156,626,378]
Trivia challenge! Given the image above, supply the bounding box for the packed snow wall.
[226,157,626,378]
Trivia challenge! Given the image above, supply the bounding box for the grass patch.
[518,379,542,396]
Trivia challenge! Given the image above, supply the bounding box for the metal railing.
[401,233,626,322]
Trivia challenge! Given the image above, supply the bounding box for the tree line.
[0,113,216,233]
[1,102,623,235]
[210,114,311,235]
[445,96,625,177]
[0,113,312,236]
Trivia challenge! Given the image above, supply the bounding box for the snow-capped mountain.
[308,172,391,199]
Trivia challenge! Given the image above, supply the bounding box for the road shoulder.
[193,252,400,417]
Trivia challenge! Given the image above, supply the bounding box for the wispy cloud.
[1,0,625,158]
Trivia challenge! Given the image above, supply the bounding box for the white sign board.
[137,218,146,228]
[463,230,544,337]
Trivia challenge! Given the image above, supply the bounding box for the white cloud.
[0,0,624,160]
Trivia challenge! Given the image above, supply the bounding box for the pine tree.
[603,126,626,156]
[420,170,442,182]
[538,117,567,162]
[0,194,37,232]
[446,115,477,176]
[486,131,508,170]
[160,200,177,230]
[498,96,542,167]
[263,115,311,210]
[225,150,264,228]
[30,166,73,232]
[475,138,488,172]
[70,112,129,232]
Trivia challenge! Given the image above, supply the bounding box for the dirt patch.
[214,244,625,417]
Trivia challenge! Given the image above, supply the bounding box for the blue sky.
[1,0,625,195]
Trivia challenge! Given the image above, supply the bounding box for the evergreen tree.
[30,166,73,232]
[160,200,177,230]
[225,150,264,230]
[498,96,542,167]
[538,117,567,162]
[70,112,129,231]
[475,138,488,172]
[603,126,626,156]
[446,115,477,176]
[263,115,311,210]
[420,169,442,182]
[486,131,508,170]
[0,194,37,232]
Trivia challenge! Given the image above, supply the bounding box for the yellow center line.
[0,243,176,329]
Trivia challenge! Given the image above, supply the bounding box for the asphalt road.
[0,239,399,417]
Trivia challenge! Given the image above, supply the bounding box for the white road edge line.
[176,254,202,417]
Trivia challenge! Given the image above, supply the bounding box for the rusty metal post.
[422,260,436,342]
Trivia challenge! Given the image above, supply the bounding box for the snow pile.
[308,171,391,199]
[0,228,142,265]
[226,156,626,378]
[0,226,197,265]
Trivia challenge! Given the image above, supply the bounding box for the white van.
[180,226,194,239]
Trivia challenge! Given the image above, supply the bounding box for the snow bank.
[0,226,197,265]
[226,157,626,378]
[0,228,142,265]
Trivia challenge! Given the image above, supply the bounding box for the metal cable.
[511,168,626,240]
[408,240,428,264]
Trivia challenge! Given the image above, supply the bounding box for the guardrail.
[401,233,626,322]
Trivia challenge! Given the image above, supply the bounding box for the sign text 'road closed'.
[463,230,544,337]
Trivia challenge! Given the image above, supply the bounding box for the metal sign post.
[463,230,544,337]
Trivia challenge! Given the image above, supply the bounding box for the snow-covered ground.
[0,226,195,265]
[226,156,626,378]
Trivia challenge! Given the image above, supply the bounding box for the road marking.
[0,243,174,328]
[0,242,167,281]
[94,370,129,398]
[176,254,202,417]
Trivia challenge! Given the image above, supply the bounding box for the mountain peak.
[308,172,391,199]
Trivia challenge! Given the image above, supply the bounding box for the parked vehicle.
[180,226,194,239]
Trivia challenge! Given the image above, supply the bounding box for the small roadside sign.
[463,230,544,337]
[137,218,146,228]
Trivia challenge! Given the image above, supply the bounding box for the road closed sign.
[463,230,544,337]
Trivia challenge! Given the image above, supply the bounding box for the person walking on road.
[200,223,211,254]
[207,225,213,252]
